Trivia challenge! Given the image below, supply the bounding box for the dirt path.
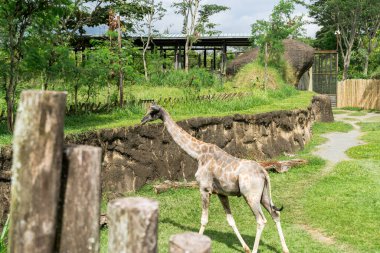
[297,111,378,252]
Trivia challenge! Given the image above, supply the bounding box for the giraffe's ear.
[151,104,161,111]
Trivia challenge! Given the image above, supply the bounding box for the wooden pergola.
[73,33,251,71]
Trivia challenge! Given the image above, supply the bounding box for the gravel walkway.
[313,111,378,164]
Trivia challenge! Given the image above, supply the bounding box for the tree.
[135,0,166,81]
[251,0,304,88]
[172,0,229,72]
[0,0,65,131]
[106,0,151,106]
[0,0,107,131]
[358,0,380,75]
[309,0,380,79]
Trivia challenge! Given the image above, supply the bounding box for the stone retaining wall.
[1,96,331,229]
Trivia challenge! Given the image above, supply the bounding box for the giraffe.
[141,104,289,253]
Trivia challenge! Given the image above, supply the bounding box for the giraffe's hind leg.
[218,194,251,253]
[261,187,289,253]
[244,192,267,253]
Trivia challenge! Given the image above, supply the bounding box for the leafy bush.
[370,66,380,79]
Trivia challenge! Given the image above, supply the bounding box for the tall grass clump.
[148,68,221,91]
[169,84,300,117]
[267,83,298,99]
[227,60,294,90]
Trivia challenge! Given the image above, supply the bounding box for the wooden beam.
[203,50,207,68]
[174,45,179,70]
[213,48,216,70]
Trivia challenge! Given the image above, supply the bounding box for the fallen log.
[260,159,307,173]
[153,180,198,194]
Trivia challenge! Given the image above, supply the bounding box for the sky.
[155,0,320,38]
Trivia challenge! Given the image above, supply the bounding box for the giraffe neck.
[161,109,203,160]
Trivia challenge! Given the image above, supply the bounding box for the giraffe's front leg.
[199,188,211,235]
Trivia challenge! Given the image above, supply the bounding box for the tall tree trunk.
[43,73,49,90]
[6,39,17,132]
[337,32,355,81]
[142,35,151,81]
[184,40,189,72]
[342,51,352,80]
[143,50,148,81]
[363,40,372,76]
[6,89,14,132]
[117,15,123,108]
[74,82,79,112]
[184,0,199,73]
[264,42,268,91]
[363,54,369,76]
[107,81,111,105]
[142,11,153,81]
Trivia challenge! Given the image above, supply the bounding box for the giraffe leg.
[199,189,210,235]
[218,194,251,253]
[245,194,267,253]
[261,191,289,253]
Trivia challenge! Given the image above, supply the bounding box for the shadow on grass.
[162,218,281,253]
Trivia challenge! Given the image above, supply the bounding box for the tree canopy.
[309,0,380,79]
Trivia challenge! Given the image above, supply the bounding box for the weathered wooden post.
[9,91,66,253]
[169,232,211,253]
[107,197,159,253]
[57,145,102,253]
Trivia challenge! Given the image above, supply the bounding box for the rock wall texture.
[0,97,331,229]
[67,109,313,194]
[311,95,334,122]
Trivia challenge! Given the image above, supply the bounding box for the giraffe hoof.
[243,245,251,253]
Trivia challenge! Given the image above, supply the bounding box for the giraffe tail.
[272,204,283,212]
[264,173,284,212]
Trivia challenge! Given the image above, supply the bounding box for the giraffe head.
[141,103,164,125]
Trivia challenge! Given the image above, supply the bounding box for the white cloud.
[155,0,318,38]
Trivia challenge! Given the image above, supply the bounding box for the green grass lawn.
[346,121,380,160]
[100,158,340,253]
[348,111,368,116]
[300,120,380,252]
[331,109,348,115]
[0,87,314,146]
[99,121,371,253]
[303,160,380,252]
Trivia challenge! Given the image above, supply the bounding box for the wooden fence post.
[107,197,159,253]
[169,232,211,253]
[57,145,102,253]
[9,90,66,253]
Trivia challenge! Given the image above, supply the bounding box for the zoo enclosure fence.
[337,79,380,110]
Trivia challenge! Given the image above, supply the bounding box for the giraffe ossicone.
[141,104,290,253]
